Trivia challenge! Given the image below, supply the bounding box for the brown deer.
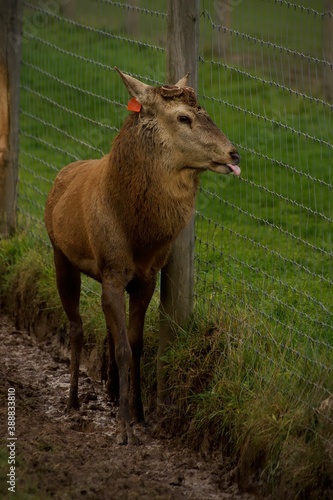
[44,68,240,444]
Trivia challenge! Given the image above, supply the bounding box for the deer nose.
[230,151,240,165]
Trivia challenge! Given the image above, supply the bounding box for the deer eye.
[177,115,192,125]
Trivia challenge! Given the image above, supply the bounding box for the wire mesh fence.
[194,1,333,452]
[18,0,332,446]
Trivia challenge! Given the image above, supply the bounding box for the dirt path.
[0,317,260,499]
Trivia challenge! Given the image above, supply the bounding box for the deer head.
[115,68,240,177]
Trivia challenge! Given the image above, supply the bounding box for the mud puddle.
[0,316,262,499]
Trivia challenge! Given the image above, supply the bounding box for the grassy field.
[1,1,332,497]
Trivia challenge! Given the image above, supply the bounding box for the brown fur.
[44,69,240,444]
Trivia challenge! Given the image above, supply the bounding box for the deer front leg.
[101,274,138,445]
[104,327,119,403]
[128,273,156,423]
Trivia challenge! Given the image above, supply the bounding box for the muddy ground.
[0,316,262,499]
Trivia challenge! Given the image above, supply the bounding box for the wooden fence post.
[158,0,200,405]
[323,2,333,102]
[0,0,23,238]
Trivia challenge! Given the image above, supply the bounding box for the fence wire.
[19,0,332,446]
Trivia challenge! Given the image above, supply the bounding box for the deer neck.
[104,115,199,243]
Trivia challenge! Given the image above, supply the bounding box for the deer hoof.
[116,420,141,446]
[67,397,80,411]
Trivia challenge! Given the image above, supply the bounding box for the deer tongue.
[227,164,241,176]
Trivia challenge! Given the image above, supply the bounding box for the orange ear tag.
[127,97,142,112]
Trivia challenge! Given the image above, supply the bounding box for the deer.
[44,68,240,445]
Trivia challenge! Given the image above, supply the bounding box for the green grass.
[2,1,331,497]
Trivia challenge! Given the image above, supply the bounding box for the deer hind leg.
[127,273,156,424]
[53,247,83,410]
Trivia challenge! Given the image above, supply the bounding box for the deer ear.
[175,73,190,87]
[115,67,151,103]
